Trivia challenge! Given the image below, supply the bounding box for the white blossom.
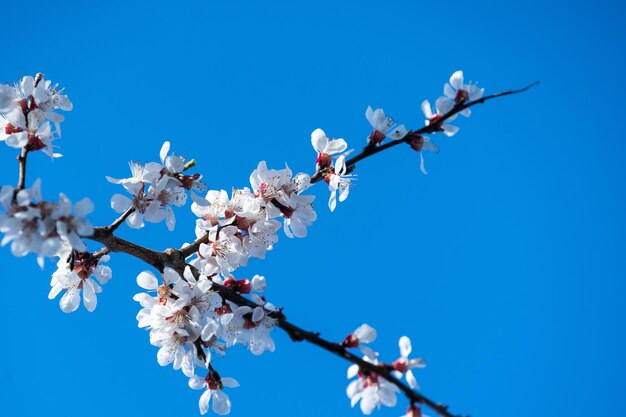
[421,99,459,137]
[342,323,378,360]
[189,372,239,415]
[346,357,400,415]
[0,180,94,265]
[326,153,355,212]
[441,70,485,117]
[0,75,71,157]
[107,141,199,231]
[48,246,112,313]
[407,134,439,175]
[392,336,426,389]
[365,106,407,145]
[311,128,347,169]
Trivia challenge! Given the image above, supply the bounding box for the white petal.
[126,211,144,229]
[378,386,398,407]
[74,198,94,217]
[443,124,460,137]
[110,194,132,213]
[60,290,81,313]
[189,375,205,390]
[399,336,412,357]
[328,189,337,212]
[450,70,464,90]
[359,345,378,361]
[137,271,159,290]
[406,369,419,389]
[443,83,455,99]
[157,345,175,366]
[182,352,195,377]
[165,205,176,231]
[325,138,348,155]
[221,377,239,388]
[354,323,376,343]
[199,389,211,415]
[252,306,264,322]
[421,100,433,119]
[160,141,171,164]
[82,279,97,312]
[310,128,327,153]
[419,152,428,175]
[212,390,231,415]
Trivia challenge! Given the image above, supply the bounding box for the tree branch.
[79,80,537,417]
[84,225,464,417]
[311,81,539,184]
[106,206,136,233]
[16,147,28,190]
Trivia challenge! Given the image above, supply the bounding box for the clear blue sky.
[1,1,624,417]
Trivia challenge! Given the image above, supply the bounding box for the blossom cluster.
[0,179,94,267]
[134,266,275,414]
[413,70,485,174]
[107,141,204,231]
[0,70,494,416]
[343,325,426,415]
[188,160,316,277]
[0,74,72,158]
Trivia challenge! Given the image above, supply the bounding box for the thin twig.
[107,206,136,233]
[311,81,539,184]
[16,147,28,190]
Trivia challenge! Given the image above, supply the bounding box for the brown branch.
[16,147,28,190]
[89,227,171,271]
[106,206,136,233]
[185,264,463,417]
[78,81,537,416]
[174,261,462,416]
[310,81,539,184]
[85,225,467,417]
[180,231,209,258]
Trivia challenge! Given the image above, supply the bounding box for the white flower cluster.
[134,266,276,415]
[343,324,426,415]
[0,74,72,158]
[49,245,112,313]
[413,70,485,174]
[188,160,315,277]
[107,141,204,231]
[0,179,94,267]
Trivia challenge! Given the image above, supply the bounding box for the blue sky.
[0,1,624,416]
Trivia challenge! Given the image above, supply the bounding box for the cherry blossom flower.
[48,246,112,313]
[135,268,223,377]
[189,371,239,415]
[407,133,439,175]
[311,128,348,169]
[107,141,203,231]
[0,75,71,157]
[342,323,378,359]
[0,180,94,265]
[325,153,355,212]
[441,70,484,117]
[347,358,399,415]
[365,106,407,146]
[392,336,426,389]
[421,99,459,137]
[198,225,247,276]
[249,161,316,238]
